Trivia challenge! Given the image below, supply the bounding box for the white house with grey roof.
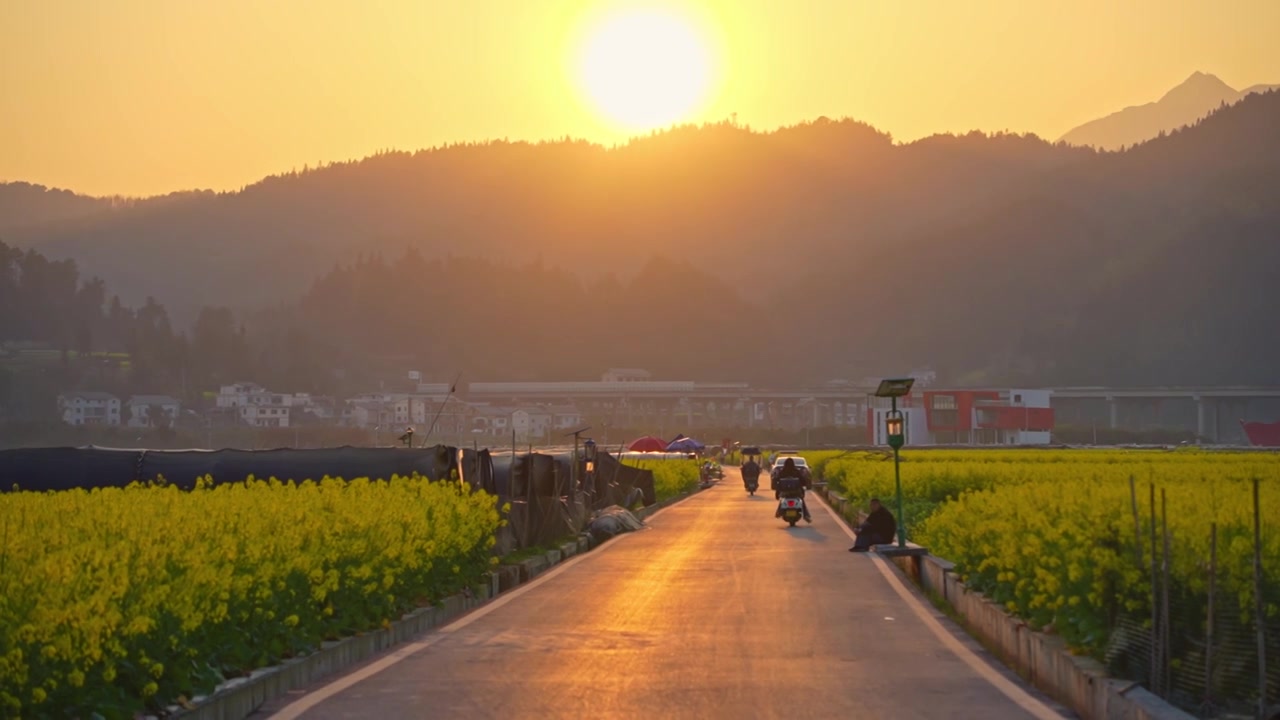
[125,395,182,428]
[57,392,122,426]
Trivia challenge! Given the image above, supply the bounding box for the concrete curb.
[169,483,711,720]
[814,484,1195,720]
[169,592,491,720]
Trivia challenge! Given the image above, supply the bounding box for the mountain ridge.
[1059,71,1279,149]
[2,94,1278,386]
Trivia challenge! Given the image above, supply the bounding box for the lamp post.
[875,378,915,548]
[565,426,593,493]
[583,438,597,493]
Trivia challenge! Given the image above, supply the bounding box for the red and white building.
[868,388,1055,446]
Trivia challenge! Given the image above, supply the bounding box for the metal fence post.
[1150,481,1161,695]
[1161,488,1172,698]
[1254,476,1267,719]
[1206,521,1216,713]
[1131,474,1143,568]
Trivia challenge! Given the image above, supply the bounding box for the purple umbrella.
[665,436,705,452]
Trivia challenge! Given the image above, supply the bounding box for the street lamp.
[583,438,597,497]
[583,438,597,475]
[565,426,593,492]
[885,412,904,449]
[875,377,915,548]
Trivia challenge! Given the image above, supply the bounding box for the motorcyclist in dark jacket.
[773,458,811,522]
[741,458,761,487]
[774,457,807,484]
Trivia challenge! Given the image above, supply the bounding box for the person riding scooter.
[741,456,761,491]
[773,458,811,523]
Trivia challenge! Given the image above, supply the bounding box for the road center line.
[814,495,1065,720]
[271,499,685,719]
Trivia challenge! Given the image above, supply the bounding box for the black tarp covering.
[139,446,458,487]
[0,447,142,492]
[0,445,487,492]
[490,453,517,500]
[591,452,658,508]
[488,450,655,550]
[492,452,577,550]
[489,451,655,512]
[457,448,497,495]
[529,453,572,549]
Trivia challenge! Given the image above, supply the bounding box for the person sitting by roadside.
[849,498,897,552]
[773,458,811,522]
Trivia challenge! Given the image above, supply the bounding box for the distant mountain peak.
[1159,71,1235,104]
[1059,71,1274,150]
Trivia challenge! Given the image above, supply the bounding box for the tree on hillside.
[190,306,250,388]
[73,276,106,355]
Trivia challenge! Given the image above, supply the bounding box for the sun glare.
[576,8,713,131]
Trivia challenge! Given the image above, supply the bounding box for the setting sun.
[575,8,714,131]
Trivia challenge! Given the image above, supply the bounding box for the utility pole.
[422,372,461,447]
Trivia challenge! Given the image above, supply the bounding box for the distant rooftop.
[602,369,665,383]
[61,391,118,401]
[127,394,180,405]
[470,380,700,394]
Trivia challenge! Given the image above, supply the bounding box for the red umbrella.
[627,436,668,452]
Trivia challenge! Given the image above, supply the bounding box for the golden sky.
[1,0,1277,197]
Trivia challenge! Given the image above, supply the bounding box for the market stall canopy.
[627,436,669,452]
[665,436,706,452]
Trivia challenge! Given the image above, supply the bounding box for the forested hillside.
[4,91,1279,386]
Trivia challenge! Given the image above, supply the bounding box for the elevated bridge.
[462,380,1280,443]
[464,381,876,432]
[1048,386,1280,443]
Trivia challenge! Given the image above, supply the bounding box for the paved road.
[265,469,1071,720]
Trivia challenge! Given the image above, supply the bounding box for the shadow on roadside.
[776,525,827,543]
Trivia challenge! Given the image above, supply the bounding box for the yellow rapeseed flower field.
[0,474,502,719]
[793,450,854,478]
[622,458,701,500]
[824,449,1280,654]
